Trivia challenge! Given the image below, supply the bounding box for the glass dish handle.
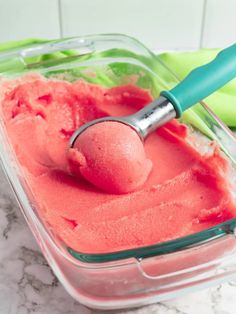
[19,38,95,58]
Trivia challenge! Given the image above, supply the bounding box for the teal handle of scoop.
[161,43,236,117]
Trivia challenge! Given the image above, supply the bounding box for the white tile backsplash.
[0,0,60,42]
[60,0,204,51]
[202,0,236,48]
[0,0,234,50]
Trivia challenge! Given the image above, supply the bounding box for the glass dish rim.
[1,33,236,265]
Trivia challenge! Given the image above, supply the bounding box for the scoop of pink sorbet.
[68,121,153,194]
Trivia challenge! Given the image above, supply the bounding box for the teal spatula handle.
[161,43,236,117]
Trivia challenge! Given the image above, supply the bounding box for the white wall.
[0,0,235,51]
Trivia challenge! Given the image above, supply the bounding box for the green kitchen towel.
[0,39,235,127]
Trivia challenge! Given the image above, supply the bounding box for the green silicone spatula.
[70,43,236,145]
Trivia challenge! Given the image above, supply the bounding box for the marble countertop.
[1,166,236,314]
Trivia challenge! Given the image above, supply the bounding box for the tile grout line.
[58,0,63,38]
[199,0,208,48]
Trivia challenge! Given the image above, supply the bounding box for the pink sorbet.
[69,121,152,193]
[0,74,236,254]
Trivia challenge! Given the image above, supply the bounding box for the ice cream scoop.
[69,43,236,193]
[68,121,152,194]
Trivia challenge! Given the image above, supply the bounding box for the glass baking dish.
[1,34,236,310]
